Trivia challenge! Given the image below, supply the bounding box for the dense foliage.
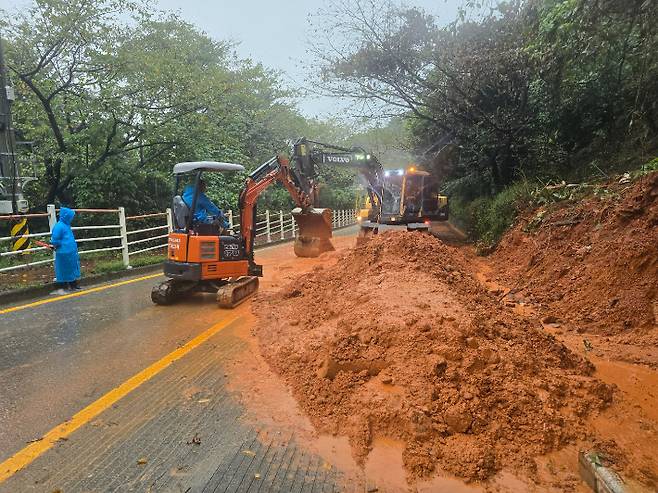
[310,0,658,240]
[2,0,362,214]
[5,0,656,242]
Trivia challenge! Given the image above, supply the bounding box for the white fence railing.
[0,207,358,273]
[229,208,357,246]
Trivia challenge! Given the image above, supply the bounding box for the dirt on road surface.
[237,177,657,491]
[251,232,625,487]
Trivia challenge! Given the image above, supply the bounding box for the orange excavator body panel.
[167,233,249,280]
[185,236,219,263]
[167,233,188,262]
[200,260,249,279]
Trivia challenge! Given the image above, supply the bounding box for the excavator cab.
[378,167,449,228]
[152,161,260,308]
[170,161,241,235]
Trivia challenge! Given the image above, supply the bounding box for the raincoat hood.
[59,207,75,225]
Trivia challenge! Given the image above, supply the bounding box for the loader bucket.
[292,207,335,257]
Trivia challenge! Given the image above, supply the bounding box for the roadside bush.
[451,181,533,248]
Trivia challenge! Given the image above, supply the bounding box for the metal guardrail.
[0,206,131,273]
[0,207,358,273]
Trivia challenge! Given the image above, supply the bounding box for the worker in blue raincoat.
[182,179,229,228]
[50,207,81,293]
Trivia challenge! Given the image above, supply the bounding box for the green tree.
[309,0,657,193]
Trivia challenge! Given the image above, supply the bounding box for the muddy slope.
[492,172,658,336]
[253,232,613,482]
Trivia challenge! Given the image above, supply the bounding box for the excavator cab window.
[172,172,229,236]
[403,174,424,215]
[382,174,402,215]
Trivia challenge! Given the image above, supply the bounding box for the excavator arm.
[238,155,310,260]
[238,138,383,260]
[238,152,336,259]
[293,138,384,223]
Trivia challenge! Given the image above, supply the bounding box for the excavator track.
[151,279,178,305]
[216,276,259,308]
[151,279,198,305]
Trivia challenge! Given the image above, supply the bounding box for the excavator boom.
[238,155,334,258]
[238,138,383,258]
[293,138,384,224]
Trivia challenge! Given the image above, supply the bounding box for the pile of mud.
[492,172,658,336]
[253,232,613,482]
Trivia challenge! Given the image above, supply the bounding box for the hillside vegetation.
[310,0,658,243]
[3,0,656,244]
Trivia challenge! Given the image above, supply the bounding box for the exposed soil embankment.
[253,232,613,482]
[492,172,658,337]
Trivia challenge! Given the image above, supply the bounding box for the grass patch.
[633,156,658,178]
[130,253,165,268]
[87,258,125,275]
[86,252,164,275]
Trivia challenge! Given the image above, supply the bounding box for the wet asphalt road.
[0,272,240,463]
[0,227,360,465]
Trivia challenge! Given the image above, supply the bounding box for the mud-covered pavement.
[251,230,658,491]
[0,229,359,492]
[1,221,656,492]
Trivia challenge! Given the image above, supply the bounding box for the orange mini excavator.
[152,139,383,307]
[151,156,327,307]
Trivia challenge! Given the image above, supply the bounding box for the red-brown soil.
[491,172,658,337]
[252,232,614,483]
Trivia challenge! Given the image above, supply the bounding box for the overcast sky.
[154,0,464,117]
[6,0,465,118]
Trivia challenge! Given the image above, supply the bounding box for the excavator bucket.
[292,207,335,257]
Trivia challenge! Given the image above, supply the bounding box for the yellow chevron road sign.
[10,218,30,252]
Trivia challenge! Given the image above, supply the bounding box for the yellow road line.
[0,273,162,315]
[0,314,241,483]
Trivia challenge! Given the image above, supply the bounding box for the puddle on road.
[314,434,485,493]
[365,438,483,493]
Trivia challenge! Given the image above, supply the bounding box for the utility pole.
[0,36,28,214]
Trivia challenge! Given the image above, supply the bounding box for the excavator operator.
[182,179,230,232]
